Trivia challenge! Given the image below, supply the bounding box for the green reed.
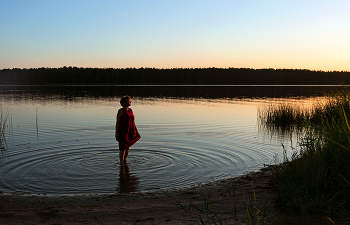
[258,89,350,128]
[176,188,223,225]
[0,106,9,148]
[266,90,350,215]
[258,103,312,127]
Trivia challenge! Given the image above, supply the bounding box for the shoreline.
[0,165,278,224]
[0,164,275,198]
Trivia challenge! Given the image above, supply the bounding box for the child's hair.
[120,96,131,106]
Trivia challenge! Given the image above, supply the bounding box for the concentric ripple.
[0,96,297,195]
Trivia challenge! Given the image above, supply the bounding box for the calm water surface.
[0,85,340,195]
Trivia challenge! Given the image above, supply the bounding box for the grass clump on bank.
[177,182,273,225]
[259,91,350,218]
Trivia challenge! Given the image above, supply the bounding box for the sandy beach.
[0,165,278,225]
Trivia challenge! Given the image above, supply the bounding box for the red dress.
[117,108,141,150]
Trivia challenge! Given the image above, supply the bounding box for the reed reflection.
[117,163,139,193]
[0,85,345,101]
[0,108,9,164]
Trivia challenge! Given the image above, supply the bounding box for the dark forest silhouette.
[0,67,349,85]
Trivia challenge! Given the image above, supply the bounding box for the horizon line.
[1,66,349,73]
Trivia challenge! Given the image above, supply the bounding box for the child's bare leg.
[119,149,126,163]
[123,148,130,162]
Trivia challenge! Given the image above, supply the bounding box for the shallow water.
[0,85,340,195]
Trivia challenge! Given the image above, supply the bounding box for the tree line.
[0,67,349,85]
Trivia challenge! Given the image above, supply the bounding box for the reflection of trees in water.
[117,163,139,193]
[0,85,345,101]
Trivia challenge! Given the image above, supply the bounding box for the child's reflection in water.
[117,163,139,193]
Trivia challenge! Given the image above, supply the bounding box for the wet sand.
[0,166,277,225]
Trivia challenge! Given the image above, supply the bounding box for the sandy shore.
[0,165,277,225]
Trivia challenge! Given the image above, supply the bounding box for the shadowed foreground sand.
[0,166,277,225]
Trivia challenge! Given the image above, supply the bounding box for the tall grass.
[258,103,313,127]
[262,91,350,215]
[258,89,350,128]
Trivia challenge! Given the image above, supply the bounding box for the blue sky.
[1,0,349,70]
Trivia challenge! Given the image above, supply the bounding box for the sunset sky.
[1,0,349,71]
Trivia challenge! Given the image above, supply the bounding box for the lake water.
[0,85,345,195]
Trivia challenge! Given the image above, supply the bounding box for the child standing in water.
[115,96,141,163]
